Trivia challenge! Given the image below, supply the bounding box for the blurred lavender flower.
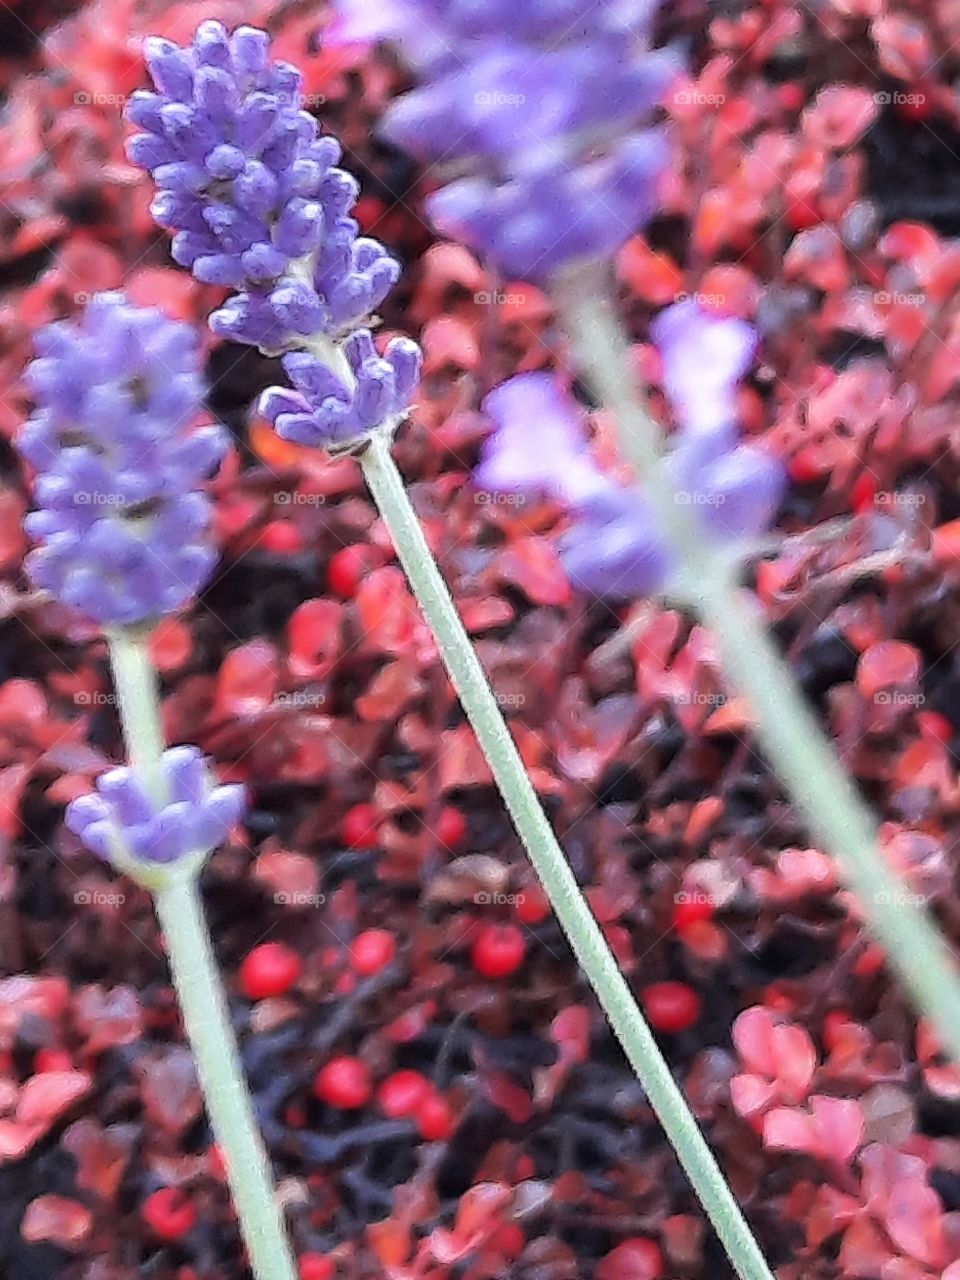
[17,293,225,626]
[651,300,757,436]
[129,22,421,452]
[331,0,681,279]
[476,302,783,598]
[66,746,246,865]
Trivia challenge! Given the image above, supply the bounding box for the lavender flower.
[131,22,422,451]
[331,0,681,279]
[66,746,246,865]
[17,292,225,626]
[476,303,783,599]
[128,21,401,353]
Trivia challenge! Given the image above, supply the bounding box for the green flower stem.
[107,630,297,1280]
[359,431,775,1280]
[554,266,960,1063]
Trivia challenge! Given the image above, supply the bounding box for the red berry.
[142,1188,197,1241]
[416,1092,455,1141]
[350,929,396,976]
[671,896,715,933]
[328,545,377,598]
[298,1254,334,1280]
[314,1056,372,1109]
[472,923,525,979]
[597,1237,663,1280]
[641,982,702,1034]
[491,1223,525,1259]
[436,805,467,848]
[516,885,550,925]
[34,1048,73,1073]
[265,521,305,554]
[378,1070,432,1118]
[341,803,380,849]
[240,943,302,1001]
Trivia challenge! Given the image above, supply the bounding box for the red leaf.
[16,1071,91,1129]
[499,536,572,607]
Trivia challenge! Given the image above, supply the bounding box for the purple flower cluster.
[66,746,246,866]
[332,0,680,278]
[475,302,784,598]
[128,21,421,451]
[17,293,225,626]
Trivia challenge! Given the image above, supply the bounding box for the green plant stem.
[554,266,960,1063]
[360,431,775,1280]
[107,630,297,1280]
[153,876,297,1280]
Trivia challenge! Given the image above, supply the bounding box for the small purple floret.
[66,746,247,866]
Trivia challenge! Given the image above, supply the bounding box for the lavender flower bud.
[17,293,225,626]
[66,746,246,865]
[259,332,422,450]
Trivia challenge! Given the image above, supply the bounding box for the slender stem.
[107,630,297,1280]
[107,628,168,804]
[153,877,297,1280]
[360,432,774,1280]
[554,267,960,1063]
